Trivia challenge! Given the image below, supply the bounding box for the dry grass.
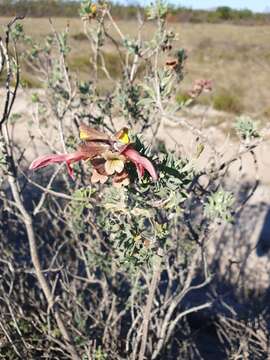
[0,17,269,117]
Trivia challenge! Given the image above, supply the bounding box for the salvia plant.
[0,1,266,359]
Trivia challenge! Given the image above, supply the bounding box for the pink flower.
[29,151,88,180]
[29,140,111,180]
[188,79,212,98]
[29,125,158,183]
[121,146,158,181]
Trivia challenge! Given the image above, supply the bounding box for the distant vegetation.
[0,0,270,24]
[167,5,270,24]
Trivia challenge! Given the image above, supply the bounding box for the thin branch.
[138,251,163,360]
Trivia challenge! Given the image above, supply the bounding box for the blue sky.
[115,1,270,13]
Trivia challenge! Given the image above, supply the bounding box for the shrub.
[216,6,233,21]
[0,2,265,359]
[213,89,243,113]
[238,9,253,20]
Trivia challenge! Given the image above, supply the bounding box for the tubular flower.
[29,125,158,185]
[29,151,89,180]
[121,146,158,181]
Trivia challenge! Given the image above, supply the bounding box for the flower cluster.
[29,125,158,187]
[188,79,212,98]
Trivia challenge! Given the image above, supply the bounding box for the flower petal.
[29,151,88,180]
[136,162,145,178]
[105,159,124,175]
[122,147,158,181]
[91,169,108,184]
[29,154,70,170]
[91,158,106,174]
[114,127,130,144]
[79,124,111,142]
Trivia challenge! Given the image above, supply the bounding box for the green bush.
[238,9,253,20]
[216,6,233,20]
[213,89,243,113]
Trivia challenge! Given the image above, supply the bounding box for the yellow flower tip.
[115,127,130,145]
[91,4,97,13]
[79,128,90,141]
